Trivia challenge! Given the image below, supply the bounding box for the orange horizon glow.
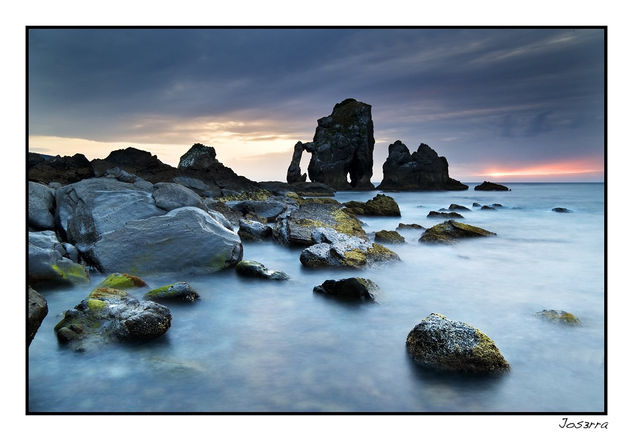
[481,158,603,178]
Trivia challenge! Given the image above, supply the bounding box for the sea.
[28,183,605,412]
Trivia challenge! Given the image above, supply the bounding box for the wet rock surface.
[419,220,496,244]
[313,277,380,302]
[374,230,405,244]
[344,194,401,216]
[144,282,200,303]
[236,260,289,280]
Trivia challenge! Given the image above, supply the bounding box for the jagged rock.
[419,220,496,244]
[28,231,90,285]
[29,181,56,230]
[92,147,176,182]
[313,278,380,302]
[474,181,510,191]
[374,230,405,243]
[236,260,289,280]
[90,207,243,275]
[397,223,424,230]
[101,167,154,191]
[552,207,572,213]
[344,194,401,216]
[378,140,467,191]
[152,182,204,211]
[448,204,470,212]
[286,141,308,184]
[427,211,464,219]
[28,287,48,345]
[406,313,510,374]
[238,219,272,241]
[178,143,219,170]
[259,181,336,197]
[300,98,375,190]
[537,310,581,326]
[144,282,200,303]
[28,152,94,185]
[54,287,171,351]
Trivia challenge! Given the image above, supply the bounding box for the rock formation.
[474,181,509,191]
[28,152,94,185]
[378,140,467,191]
[286,98,375,190]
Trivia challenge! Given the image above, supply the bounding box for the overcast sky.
[28,28,604,182]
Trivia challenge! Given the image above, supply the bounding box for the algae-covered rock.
[98,273,148,289]
[28,287,48,345]
[313,278,380,302]
[427,211,464,219]
[537,309,581,326]
[374,230,405,244]
[474,181,509,191]
[55,287,171,351]
[29,232,90,286]
[235,260,289,280]
[419,220,496,244]
[344,194,401,216]
[144,282,200,303]
[406,313,510,374]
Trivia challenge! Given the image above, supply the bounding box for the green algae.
[98,273,147,289]
[51,261,90,284]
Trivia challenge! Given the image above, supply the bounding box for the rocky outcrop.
[144,282,200,303]
[90,207,242,275]
[289,98,375,190]
[29,182,56,230]
[378,140,467,191]
[474,181,509,191]
[406,313,510,374]
[28,287,48,345]
[286,141,308,184]
[28,231,90,285]
[28,152,94,185]
[235,260,289,280]
[374,230,405,244]
[419,220,496,244]
[537,310,581,326]
[55,287,171,351]
[427,211,463,219]
[313,278,380,302]
[344,194,401,216]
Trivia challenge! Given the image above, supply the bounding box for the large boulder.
[313,278,380,302]
[474,181,510,191]
[28,152,94,185]
[29,181,56,230]
[56,177,165,252]
[54,287,171,351]
[406,313,510,374]
[90,207,243,275]
[152,182,204,211]
[298,98,375,190]
[28,231,90,285]
[344,194,401,216]
[28,287,48,345]
[419,220,496,244]
[378,140,467,191]
[286,141,308,184]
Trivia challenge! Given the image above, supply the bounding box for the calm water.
[28,183,605,412]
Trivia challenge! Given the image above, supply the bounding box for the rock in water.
[448,203,470,212]
[98,273,148,289]
[552,207,572,213]
[299,98,375,190]
[537,310,581,326]
[313,278,380,302]
[28,231,90,285]
[28,287,48,345]
[286,141,308,184]
[144,282,200,303]
[91,207,243,275]
[235,260,289,280]
[344,194,401,216]
[397,223,424,230]
[378,140,467,191]
[419,220,496,244]
[374,230,405,243]
[474,181,510,191]
[427,211,464,219]
[238,219,273,241]
[406,313,510,374]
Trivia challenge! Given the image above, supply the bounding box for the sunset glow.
[481,158,603,179]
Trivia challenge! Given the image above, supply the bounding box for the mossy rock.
[144,282,200,303]
[397,223,424,230]
[50,260,90,285]
[235,260,289,280]
[537,310,581,326]
[89,287,129,300]
[217,190,273,202]
[344,194,401,217]
[98,273,148,289]
[419,220,496,244]
[374,230,405,244]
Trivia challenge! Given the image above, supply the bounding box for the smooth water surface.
[28,183,605,412]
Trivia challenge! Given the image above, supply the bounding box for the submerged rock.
[406,313,510,374]
[55,287,171,351]
[313,278,380,302]
[472,202,481,207]
[374,230,405,244]
[98,273,148,289]
[552,207,572,213]
[481,205,496,211]
[537,310,581,326]
[474,181,510,191]
[397,223,424,230]
[448,203,470,212]
[144,282,200,303]
[236,260,289,280]
[419,220,496,244]
[427,211,464,219]
[29,181,56,230]
[344,194,401,216]
[28,287,48,345]
[378,140,467,191]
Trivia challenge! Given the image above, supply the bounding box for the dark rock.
[286,141,308,184]
[474,181,510,191]
[552,207,572,213]
[481,205,496,210]
[378,140,467,191]
[406,313,510,374]
[144,282,200,303]
[374,230,405,243]
[397,223,424,230]
[343,194,401,216]
[238,219,273,241]
[92,147,176,182]
[313,278,380,302]
[178,143,219,170]
[29,182,56,230]
[537,309,581,326]
[448,203,470,212]
[427,211,464,219]
[236,260,289,280]
[102,167,154,191]
[28,287,48,345]
[300,98,375,190]
[492,203,503,208]
[28,152,94,185]
[419,220,496,244]
[472,202,481,207]
[259,181,336,197]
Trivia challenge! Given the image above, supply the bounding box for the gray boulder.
[29,231,89,285]
[29,181,56,230]
[406,313,510,374]
[236,260,289,280]
[28,287,48,345]
[238,219,272,241]
[230,199,287,222]
[152,182,204,211]
[90,207,242,275]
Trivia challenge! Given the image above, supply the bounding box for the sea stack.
[378,140,467,191]
[286,98,375,190]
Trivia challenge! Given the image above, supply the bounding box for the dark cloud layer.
[28,28,604,180]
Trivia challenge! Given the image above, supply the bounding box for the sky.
[28,28,605,182]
